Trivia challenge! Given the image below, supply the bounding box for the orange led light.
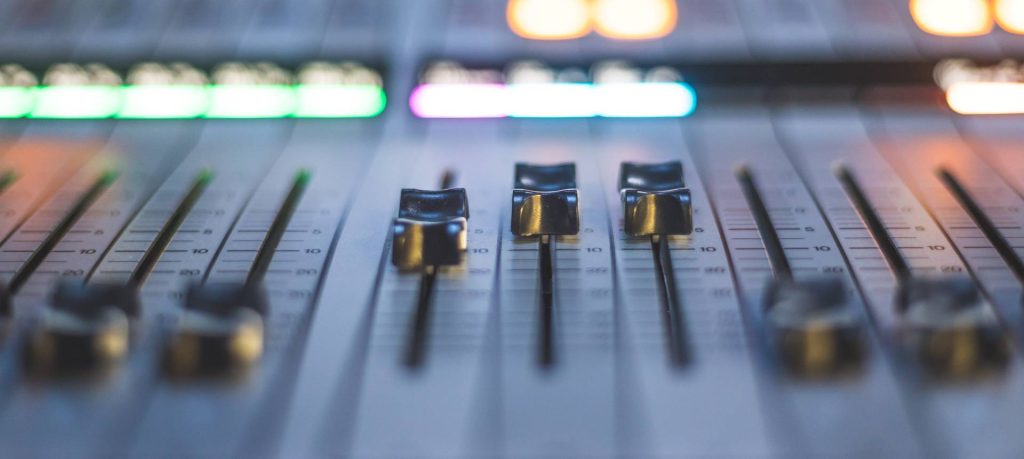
[909,0,993,36]
[946,82,1024,114]
[593,0,677,40]
[507,0,591,40]
[995,0,1024,34]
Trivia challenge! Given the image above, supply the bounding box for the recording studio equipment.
[2,0,1024,457]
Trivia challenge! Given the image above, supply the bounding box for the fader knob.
[24,280,140,376]
[899,278,1009,378]
[618,161,692,237]
[392,188,470,270]
[163,283,268,379]
[764,278,863,377]
[512,163,579,237]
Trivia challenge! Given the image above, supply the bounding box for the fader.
[510,162,580,366]
[736,165,864,377]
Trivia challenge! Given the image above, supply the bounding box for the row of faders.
[0,122,366,456]
[19,170,310,379]
[389,161,695,366]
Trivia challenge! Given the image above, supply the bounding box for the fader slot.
[245,170,310,287]
[6,170,116,294]
[735,166,793,280]
[127,170,212,286]
[938,169,1024,286]
[835,167,912,280]
[537,235,555,366]
[837,165,1009,378]
[0,141,95,244]
[648,234,689,365]
[405,265,438,367]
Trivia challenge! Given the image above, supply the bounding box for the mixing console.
[3,0,1024,457]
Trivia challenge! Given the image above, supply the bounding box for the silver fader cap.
[764,277,863,378]
[618,161,692,237]
[24,280,140,377]
[163,282,268,380]
[511,163,579,237]
[392,188,470,270]
[899,277,1009,378]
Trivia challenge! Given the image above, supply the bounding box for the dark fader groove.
[10,170,118,294]
[736,165,793,281]
[938,168,1024,286]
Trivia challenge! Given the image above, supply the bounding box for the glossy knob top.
[618,161,692,236]
[764,277,864,378]
[619,161,685,191]
[185,282,268,318]
[23,280,140,377]
[393,188,470,270]
[51,280,140,319]
[898,277,1009,378]
[512,163,580,237]
[899,276,980,317]
[162,282,268,379]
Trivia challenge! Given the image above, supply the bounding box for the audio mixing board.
[2,0,1024,457]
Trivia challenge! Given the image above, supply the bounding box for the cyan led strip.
[409,82,696,118]
[0,84,386,119]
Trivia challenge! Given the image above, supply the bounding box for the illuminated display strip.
[936,60,1024,115]
[0,84,387,119]
[409,82,696,118]
[946,82,1024,115]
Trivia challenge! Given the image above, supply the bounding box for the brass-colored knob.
[618,161,692,237]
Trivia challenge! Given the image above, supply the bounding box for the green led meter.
[0,61,386,119]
